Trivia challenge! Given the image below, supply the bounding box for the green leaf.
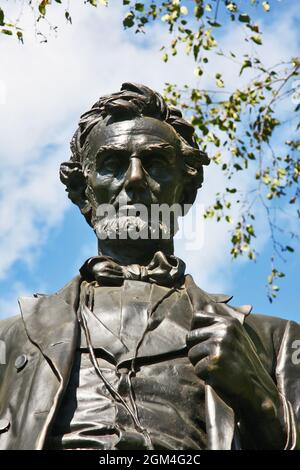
[65,11,72,24]
[251,35,262,45]
[180,6,188,16]
[194,5,204,18]
[193,44,200,61]
[38,1,47,16]
[194,67,203,77]
[262,2,270,12]
[161,14,170,22]
[208,21,222,28]
[246,225,255,236]
[238,14,250,23]
[226,187,237,193]
[226,2,237,13]
[17,31,23,43]
[135,3,144,12]
[1,28,13,35]
[234,163,243,171]
[0,8,4,26]
[247,23,260,33]
[239,59,252,76]
[123,12,135,28]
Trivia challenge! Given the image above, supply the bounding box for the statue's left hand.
[186,303,286,449]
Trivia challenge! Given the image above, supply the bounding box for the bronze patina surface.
[0,83,299,450]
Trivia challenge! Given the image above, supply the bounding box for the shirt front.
[45,280,207,450]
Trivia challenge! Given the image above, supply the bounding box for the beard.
[93,214,173,241]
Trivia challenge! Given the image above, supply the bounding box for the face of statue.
[61,87,205,263]
[84,116,185,215]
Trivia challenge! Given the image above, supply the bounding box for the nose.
[124,157,147,192]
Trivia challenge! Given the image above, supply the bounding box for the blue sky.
[0,1,299,323]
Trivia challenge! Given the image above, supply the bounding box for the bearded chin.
[92,214,174,241]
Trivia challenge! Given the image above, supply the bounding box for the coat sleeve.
[275,320,300,449]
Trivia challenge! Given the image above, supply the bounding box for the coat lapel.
[18,276,81,449]
[115,280,195,368]
[134,274,239,364]
[19,276,81,381]
[132,282,193,362]
[84,280,195,367]
[80,303,129,363]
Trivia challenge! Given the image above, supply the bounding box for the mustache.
[93,214,173,240]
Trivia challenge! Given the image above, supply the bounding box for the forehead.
[86,116,180,155]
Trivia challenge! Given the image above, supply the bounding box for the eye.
[103,156,118,170]
[144,157,168,175]
[97,156,124,176]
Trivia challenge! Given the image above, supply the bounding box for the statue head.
[60,83,209,256]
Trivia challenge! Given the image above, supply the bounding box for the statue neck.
[97,238,174,266]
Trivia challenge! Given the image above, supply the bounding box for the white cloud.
[0,282,30,319]
[0,148,68,278]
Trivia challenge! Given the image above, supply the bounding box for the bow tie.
[80,251,186,287]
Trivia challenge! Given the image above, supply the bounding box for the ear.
[179,158,205,215]
[182,184,198,205]
[59,161,93,226]
[179,187,197,216]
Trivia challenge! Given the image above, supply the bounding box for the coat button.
[0,419,10,433]
[14,354,28,371]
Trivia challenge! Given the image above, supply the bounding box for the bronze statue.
[0,83,299,450]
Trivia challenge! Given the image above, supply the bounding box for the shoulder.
[0,314,23,338]
[244,312,299,356]
[244,311,289,332]
[0,313,32,357]
[0,275,81,338]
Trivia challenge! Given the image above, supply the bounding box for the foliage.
[1,0,299,300]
